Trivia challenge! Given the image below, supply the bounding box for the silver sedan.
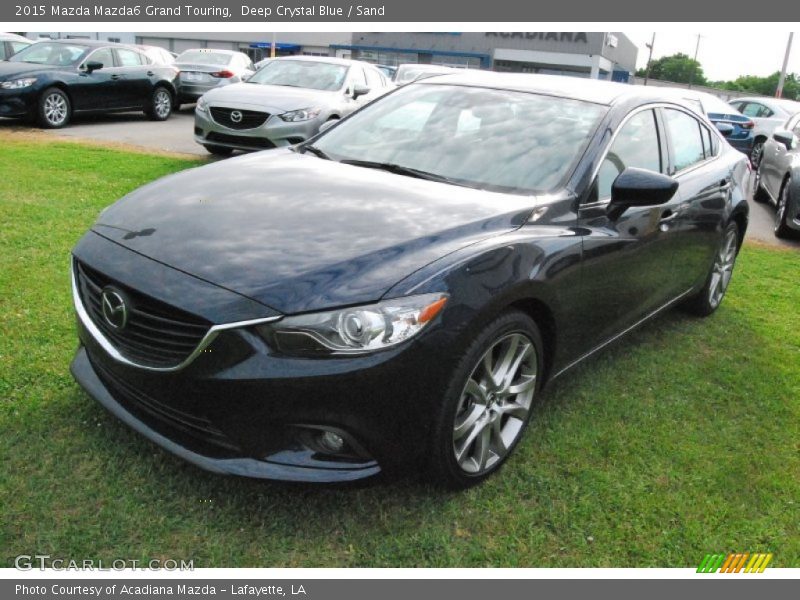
[193,56,391,155]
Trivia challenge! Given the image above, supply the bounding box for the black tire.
[37,87,71,128]
[203,145,234,156]
[428,310,544,489]
[683,221,740,317]
[751,138,765,168]
[774,178,798,239]
[752,165,769,203]
[146,86,173,121]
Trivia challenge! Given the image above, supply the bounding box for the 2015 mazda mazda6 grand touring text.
[70,72,749,488]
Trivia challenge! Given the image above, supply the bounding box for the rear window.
[176,50,232,66]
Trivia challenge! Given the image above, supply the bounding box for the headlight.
[1,78,37,90]
[279,107,322,122]
[258,293,448,356]
[196,96,208,112]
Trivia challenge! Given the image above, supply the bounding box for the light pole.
[688,34,702,89]
[776,32,794,98]
[644,33,656,86]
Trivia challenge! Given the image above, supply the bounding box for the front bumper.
[71,346,382,482]
[194,104,325,151]
[0,87,37,118]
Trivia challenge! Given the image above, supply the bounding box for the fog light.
[318,430,345,454]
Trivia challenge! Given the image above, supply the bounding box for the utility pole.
[644,33,656,86]
[688,34,702,89]
[776,32,794,98]
[270,31,277,58]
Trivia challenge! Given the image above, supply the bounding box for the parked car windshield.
[312,83,606,194]
[9,42,88,66]
[247,60,348,91]
[175,50,232,65]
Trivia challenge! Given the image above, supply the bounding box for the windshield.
[9,42,88,66]
[311,83,606,194]
[176,50,233,66]
[248,60,348,91]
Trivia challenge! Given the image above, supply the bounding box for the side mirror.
[352,84,371,99]
[607,167,679,219]
[715,122,734,138]
[84,61,103,73]
[773,129,797,151]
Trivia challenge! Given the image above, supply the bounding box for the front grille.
[90,354,238,453]
[206,131,275,149]
[209,107,270,130]
[75,260,210,369]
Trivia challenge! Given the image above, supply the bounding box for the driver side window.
[597,109,662,200]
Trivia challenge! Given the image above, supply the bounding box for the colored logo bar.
[697,553,773,573]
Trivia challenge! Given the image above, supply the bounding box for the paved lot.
[1,110,798,249]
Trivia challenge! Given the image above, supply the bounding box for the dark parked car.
[753,111,800,238]
[70,73,749,488]
[0,40,178,128]
[173,48,255,104]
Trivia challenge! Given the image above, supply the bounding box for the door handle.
[147,71,154,76]
[110,74,122,80]
[660,209,679,223]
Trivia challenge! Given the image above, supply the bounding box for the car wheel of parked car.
[752,166,770,203]
[429,310,543,489]
[37,87,70,128]
[751,139,765,168]
[146,87,173,121]
[203,145,234,156]
[774,179,797,239]
[683,221,739,316]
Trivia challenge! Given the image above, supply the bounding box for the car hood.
[93,150,535,314]
[202,82,337,112]
[0,61,59,79]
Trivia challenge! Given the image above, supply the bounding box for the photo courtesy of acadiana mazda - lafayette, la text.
[0,40,179,127]
[69,72,749,489]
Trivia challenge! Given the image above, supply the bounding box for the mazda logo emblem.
[230,110,243,123]
[101,287,128,330]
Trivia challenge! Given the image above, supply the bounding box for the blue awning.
[249,42,302,52]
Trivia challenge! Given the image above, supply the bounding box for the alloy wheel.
[44,93,68,126]
[775,186,788,232]
[708,227,738,309]
[751,141,764,167]
[154,90,172,119]
[452,332,537,475]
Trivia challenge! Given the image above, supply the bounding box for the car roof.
[176,48,245,56]
[271,55,376,69]
[417,71,690,106]
[40,39,129,48]
[733,96,800,111]
[1,32,30,42]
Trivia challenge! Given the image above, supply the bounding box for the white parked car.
[729,96,800,166]
[1,32,31,60]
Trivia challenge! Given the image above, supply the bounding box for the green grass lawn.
[1,135,798,568]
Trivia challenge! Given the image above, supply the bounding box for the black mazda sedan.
[70,73,749,488]
[0,40,178,128]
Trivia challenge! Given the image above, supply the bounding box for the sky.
[625,30,797,82]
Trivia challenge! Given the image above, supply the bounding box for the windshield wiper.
[301,145,331,160]
[339,159,465,186]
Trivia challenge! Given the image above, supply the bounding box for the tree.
[635,53,707,86]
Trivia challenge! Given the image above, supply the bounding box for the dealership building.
[25,32,637,81]
[336,32,637,81]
